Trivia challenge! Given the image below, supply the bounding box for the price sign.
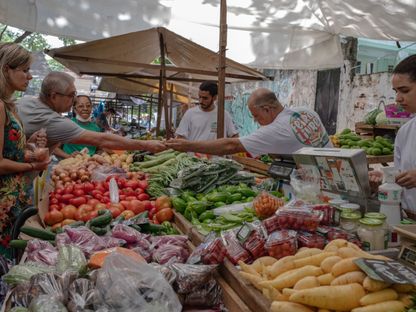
[355,258,416,284]
[399,245,416,267]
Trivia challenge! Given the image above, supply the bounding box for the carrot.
[262,265,322,289]
[320,255,342,273]
[294,276,320,290]
[351,300,405,312]
[362,276,390,292]
[317,273,335,285]
[294,252,336,268]
[289,283,366,310]
[270,301,314,312]
[359,288,398,306]
[331,257,360,277]
[88,247,145,269]
[330,271,366,286]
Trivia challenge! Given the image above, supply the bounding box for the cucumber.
[20,226,56,241]
[9,239,28,249]
[90,225,110,236]
[69,221,85,228]
[89,210,112,227]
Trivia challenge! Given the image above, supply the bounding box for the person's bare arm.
[165,137,246,155]
[71,130,166,153]
[175,134,186,139]
[53,146,71,159]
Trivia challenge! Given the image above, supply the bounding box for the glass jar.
[329,199,349,225]
[357,218,385,251]
[340,211,361,232]
[364,212,388,248]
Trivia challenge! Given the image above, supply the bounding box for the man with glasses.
[17,71,166,153]
[166,88,332,156]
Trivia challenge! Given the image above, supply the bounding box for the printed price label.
[355,258,416,284]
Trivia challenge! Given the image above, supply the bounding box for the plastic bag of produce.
[3,262,53,286]
[10,307,29,312]
[56,226,107,257]
[90,165,126,182]
[111,224,149,244]
[152,244,190,265]
[28,294,67,312]
[0,254,10,277]
[151,235,189,250]
[150,263,177,285]
[0,278,9,307]
[94,253,181,312]
[56,245,87,274]
[253,191,284,218]
[180,278,222,308]
[170,263,217,295]
[67,278,95,312]
[26,239,58,266]
[10,281,31,308]
[290,168,321,203]
[28,273,65,304]
[187,232,227,265]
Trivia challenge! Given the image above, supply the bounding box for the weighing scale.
[394,224,416,268]
[267,154,297,181]
[292,148,372,212]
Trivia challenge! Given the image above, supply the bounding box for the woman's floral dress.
[0,109,31,258]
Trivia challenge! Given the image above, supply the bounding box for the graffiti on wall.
[225,70,317,136]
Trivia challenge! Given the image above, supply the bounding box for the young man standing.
[175,81,238,141]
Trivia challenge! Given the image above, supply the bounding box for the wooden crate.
[173,211,271,312]
[232,156,270,176]
[355,122,399,140]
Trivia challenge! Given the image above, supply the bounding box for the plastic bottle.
[378,167,402,243]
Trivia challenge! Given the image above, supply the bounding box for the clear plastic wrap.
[265,230,298,259]
[67,278,95,312]
[90,165,126,182]
[276,208,321,232]
[56,245,87,274]
[24,143,49,163]
[28,272,65,304]
[10,281,31,308]
[290,168,321,203]
[28,294,67,312]
[3,262,54,286]
[181,278,222,308]
[253,191,284,218]
[310,204,334,225]
[262,214,280,234]
[0,278,8,307]
[220,229,251,265]
[26,239,58,266]
[170,263,217,295]
[151,235,189,249]
[187,232,227,265]
[94,253,181,312]
[149,263,177,285]
[111,224,149,244]
[297,232,325,249]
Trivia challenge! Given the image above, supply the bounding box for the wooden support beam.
[217,0,227,139]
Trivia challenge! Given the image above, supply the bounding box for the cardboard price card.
[354,258,416,285]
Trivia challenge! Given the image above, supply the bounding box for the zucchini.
[89,210,112,227]
[9,239,28,249]
[20,226,56,241]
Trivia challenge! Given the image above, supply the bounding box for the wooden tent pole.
[169,83,174,130]
[217,0,227,139]
[159,31,170,139]
[149,94,153,131]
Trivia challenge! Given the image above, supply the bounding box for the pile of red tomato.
[45,173,174,228]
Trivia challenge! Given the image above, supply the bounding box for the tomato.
[125,180,139,189]
[50,197,59,205]
[152,215,160,224]
[109,207,121,218]
[156,208,174,223]
[138,180,148,190]
[148,207,157,220]
[94,203,107,211]
[125,196,137,201]
[44,209,64,226]
[73,183,84,190]
[73,189,85,197]
[109,203,124,212]
[49,204,60,211]
[143,200,153,210]
[87,198,100,207]
[88,210,99,220]
[101,197,110,204]
[69,196,87,207]
[155,195,170,210]
[120,200,131,210]
[95,185,106,193]
[119,194,126,200]
[61,193,75,204]
[91,190,103,197]
[64,185,74,195]
[55,188,64,195]
[129,199,145,215]
[117,178,127,188]
[75,204,94,222]
[103,191,110,197]
[93,193,103,201]
[135,188,144,195]
[83,182,94,193]
[137,193,150,201]
[61,205,77,219]
[120,210,135,219]
[55,193,62,202]
[122,187,135,196]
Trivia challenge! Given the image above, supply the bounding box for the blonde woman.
[0,42,49,258]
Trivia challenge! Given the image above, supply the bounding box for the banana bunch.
[330,135,340,147]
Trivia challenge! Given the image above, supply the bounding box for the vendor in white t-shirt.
[167,88,332,157]
[175,81,238,141]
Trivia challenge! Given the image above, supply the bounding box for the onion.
[59,172,67,179]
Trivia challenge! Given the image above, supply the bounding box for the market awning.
[2,0,416,70]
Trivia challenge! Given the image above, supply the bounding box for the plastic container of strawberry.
[262,214,281,234]
[265,230,298,259]
[221,229,252,265]
[242,230,267,259]
[202,237,228,264]
[276,209,321,232]
[297,231,326,249]
[310,204,334,226]
[327,228,349,241]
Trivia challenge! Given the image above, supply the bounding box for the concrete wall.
[226,64,395,135]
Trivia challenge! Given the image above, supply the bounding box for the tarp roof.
[1,0,416,70]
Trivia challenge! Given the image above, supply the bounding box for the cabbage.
[375,111,388,125]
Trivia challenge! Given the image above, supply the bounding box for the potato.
[317,273,335,285]
[289,283,366,311]
[331,257,360,277]
[359,288,398,305]
[351,300,405,312]
[261,265,323,289]
[294,252,336,268]
[294,276,320,290]
[270,301,314,312]
[320,256,342,273]
[330,271,366,286]
[362,276,390,292]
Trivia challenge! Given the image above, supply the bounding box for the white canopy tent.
[1,0,416,70]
